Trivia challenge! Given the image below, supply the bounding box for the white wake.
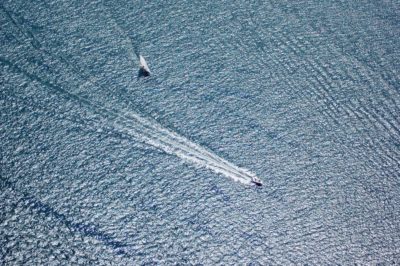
[113,110,258,185]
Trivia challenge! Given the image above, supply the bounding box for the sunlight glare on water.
[1,0,400,264]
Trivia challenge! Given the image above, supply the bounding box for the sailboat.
[139,55,151,77]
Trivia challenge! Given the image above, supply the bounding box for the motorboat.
[251,176,263,186]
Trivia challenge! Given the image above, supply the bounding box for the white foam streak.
[113,111,258,185]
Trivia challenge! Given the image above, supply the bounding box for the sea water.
[1,0,399,264]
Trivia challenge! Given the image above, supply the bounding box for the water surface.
[1,0,399,264]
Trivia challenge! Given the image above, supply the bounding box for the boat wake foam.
[115,111,258,185]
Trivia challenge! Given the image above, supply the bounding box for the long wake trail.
[1,7,260,186]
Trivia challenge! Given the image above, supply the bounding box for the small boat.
[251,176,262,186]
[139,55,151,76]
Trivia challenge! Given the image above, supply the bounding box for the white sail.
[139,55,151,74]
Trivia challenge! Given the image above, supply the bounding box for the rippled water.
[1,0,400,264]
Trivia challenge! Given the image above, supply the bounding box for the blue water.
[1,0,400,264]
